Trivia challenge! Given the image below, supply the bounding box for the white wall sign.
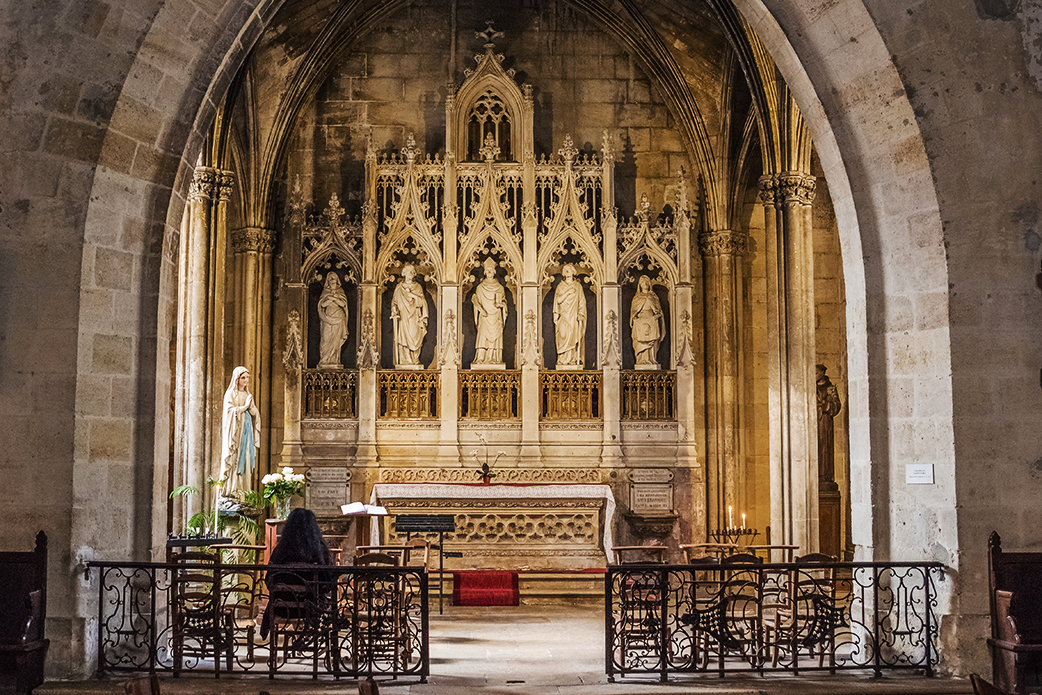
[905,463,935,485]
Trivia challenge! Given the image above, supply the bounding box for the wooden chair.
[0,531,48,695]
[715,553,766,670]
[265,565,336,678]
[350,552,412,671]
[987,532,1042,693]
[402,537,431,570]
[169,551,234,677]
[765,552,841,672]
[211,543,265,662]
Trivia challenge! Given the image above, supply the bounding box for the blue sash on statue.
[238,411,254,474]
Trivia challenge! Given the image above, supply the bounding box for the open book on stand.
[341,501,388,515]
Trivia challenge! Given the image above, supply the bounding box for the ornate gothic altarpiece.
[277,40,700,567]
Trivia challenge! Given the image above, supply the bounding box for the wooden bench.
[0,531,48,695]
[988,531,1042,694]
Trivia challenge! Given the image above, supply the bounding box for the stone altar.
[369,483,616,571]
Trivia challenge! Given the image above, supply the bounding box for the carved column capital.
[777,172,816,205]
[231,227,276,254]
[188,166,218,201]
[698,229,748,257]
[215,170,235,202]
[758,172,816,207]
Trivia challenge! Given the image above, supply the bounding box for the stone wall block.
[87,418,133,462]
[1,112,48,154]
[91,334,134,374]
[93,247,135,291]
[43,117,107,164]
[108,96,166,147]
[353,77,405,102]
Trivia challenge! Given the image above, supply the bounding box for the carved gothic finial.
[366,130,376,159]
[479,132,500,162]
[283,310,303,374]
[558,135,578,165]
[401,133,418,163]
[676,168,689,213]
[522,309,540,367]
[358,309,379,370]
[602,310,622,368]
[476,19,504,48]
[601,130,615,163]
[439,309,461,367]
[636,192,651,224]
[325,193,345,223]
[676,310,695,368]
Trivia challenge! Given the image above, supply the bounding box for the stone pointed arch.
[449,44,534,162]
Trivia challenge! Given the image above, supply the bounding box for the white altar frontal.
[370,483,616,571]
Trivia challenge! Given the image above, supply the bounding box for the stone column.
[279,309,305,467]
[438,289,462,463]
[181,166,216,520]
[699,228,747,537]
[519,197,541,464]
[600,202,623,465]
[230,225,276,479]
[760,173,818,553]
[206,171,234,485]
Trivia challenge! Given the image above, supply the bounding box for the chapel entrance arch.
[158,0,873,570]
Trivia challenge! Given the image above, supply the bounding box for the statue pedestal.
[818,481,842,559]
[635,363,661,371]
[470,362,505,370]
[556,364,582,371]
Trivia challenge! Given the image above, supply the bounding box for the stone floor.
[35,604,976,695]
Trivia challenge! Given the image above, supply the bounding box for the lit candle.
[742,513,746,530]
[728,505,733,529]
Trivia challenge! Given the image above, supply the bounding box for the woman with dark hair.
[261,508,334,641]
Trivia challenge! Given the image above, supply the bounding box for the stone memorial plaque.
[306,467,350,513]
[629,468,674,484]
[630,483,673,514]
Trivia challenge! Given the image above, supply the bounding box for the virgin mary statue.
[220,366,261,497]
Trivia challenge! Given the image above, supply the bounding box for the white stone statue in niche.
[390,264,429,368]
[219,366,260,499]
[471,258,506,368]
[553,264,587,370]
[630,275,664,369]
[316,272,349,369]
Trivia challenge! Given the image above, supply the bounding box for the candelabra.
[708,527,759,545]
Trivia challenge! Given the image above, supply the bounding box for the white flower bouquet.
[262,467,305,503]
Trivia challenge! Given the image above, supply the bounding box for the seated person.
[261,508,334,640]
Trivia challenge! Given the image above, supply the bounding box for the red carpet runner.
[452,570,520,606]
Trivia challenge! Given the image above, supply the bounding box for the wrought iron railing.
[303,369,358,419]
[459,370,520,419]
[378,370,438,419]
[88,560,429,681]
[621,371,676,421]
[540,370,601,420]
[605,561,943,682]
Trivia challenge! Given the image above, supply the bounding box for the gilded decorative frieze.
[378,468,606,483]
